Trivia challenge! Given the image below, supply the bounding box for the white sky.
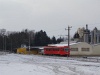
[0,0,100,38]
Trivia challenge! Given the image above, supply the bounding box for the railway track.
[40,55,100,63]
[77,57,100,62]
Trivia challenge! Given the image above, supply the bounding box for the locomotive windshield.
[64,48,69,51]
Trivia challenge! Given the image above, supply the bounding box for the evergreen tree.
[51,36,57,44]
[57,37,63,43]
[73,32,80,39]
[0,29,35,52]
[0,29,57,52]
[34,30,51,46]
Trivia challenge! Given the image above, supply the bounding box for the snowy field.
[0,54,100,75]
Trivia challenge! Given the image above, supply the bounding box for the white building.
[70,42,92,56]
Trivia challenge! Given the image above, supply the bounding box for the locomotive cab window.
[64,48,69,51]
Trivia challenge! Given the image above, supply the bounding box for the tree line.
[0,29,63,52]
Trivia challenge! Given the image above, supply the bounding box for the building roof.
[48,42,88,46]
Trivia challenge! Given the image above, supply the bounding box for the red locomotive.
[43,46,70,56]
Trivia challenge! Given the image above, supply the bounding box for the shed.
[92,44,100,55]
[70,42,93,56]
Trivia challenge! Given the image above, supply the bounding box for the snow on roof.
[48,42,87,46]
[48,43,77,46]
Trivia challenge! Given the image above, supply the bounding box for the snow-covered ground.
[0,54,100,75]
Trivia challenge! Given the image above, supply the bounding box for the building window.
[81,48,90,51]
[71,48,78,51]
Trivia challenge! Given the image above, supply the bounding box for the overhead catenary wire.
[46,23,100,34]
[44,23,100,38]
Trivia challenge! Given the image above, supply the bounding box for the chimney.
[86,24,88,30]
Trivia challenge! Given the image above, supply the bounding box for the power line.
[46,23,100,34]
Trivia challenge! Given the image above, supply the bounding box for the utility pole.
[11,39,12,53]
[1,29,6,52]
[65,26,72,47]
[29,32,30,54]
[5,36,6,52]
